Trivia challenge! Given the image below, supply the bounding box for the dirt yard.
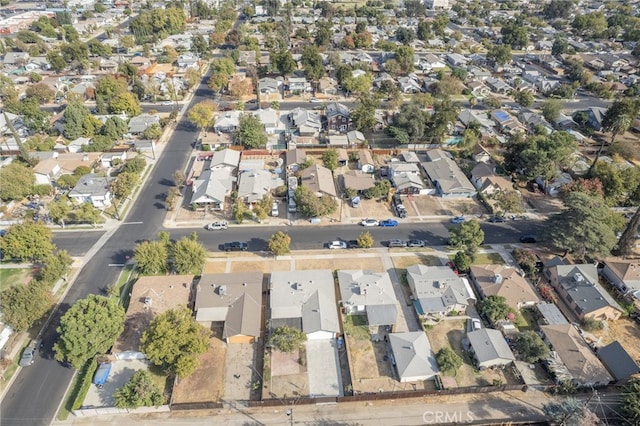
[294,256,384,272]
[408,195,449,216]
[268,348,309,398]
[592,318,640,364]
[171,335,226,403]
[230,260,292,273]
[438,198,486,216]
[343,199,395,222]
[425,320,512,388]
[521,191,565,215]
[391,254,443,269]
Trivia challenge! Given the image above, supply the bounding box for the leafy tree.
[357,231,374,248]
[581,317,604,332]
[187,101,216,135]
[268,325,306,352]
[173,170,186,188]
[142,123,162,140]
[114,370,164,409]
[54,295,125,369]
[110,172,139,201]
[543,0,573,19]
[351,93,379,131]
[477,295,513,324]
[0,162,35,201]
[392,102,431,143]
[541,99,562,123]
[0,281,52,332]
[173,236,206,274]
[87,38,112,57]
[541,192,617,259]
[72,202,101,225]
[268,231,291,256]
[48,198,72,225]
[435,347,463,375]
[453,251,471,272]
[543,398,600,426]
[514,90,534,107]
[448,220,484,257]
[572,11,608,38]
[417,20,431,41]
[492,190,523,214]
[504,132,576,181]
[108,92,141,116]
[134,240,168,274]
[293,186,337,218]
[322,149,339,172]
[63,102,91,139]
[501,22,528,49]
[122,156,147,174]
[0,222,54,261]
[140,306,210,378]
[235,114,267,149]
[25,82,55,104]
[514,330,549,363]
[486,44,512,65]
[100,116,128,140]
[36,250,73,286]
[621,379,640,425]
[394,46,414,73]
[395,27,415,45]
[273,49,297,76]
[364,179,391,199]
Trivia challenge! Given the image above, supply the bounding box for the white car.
[161,100,173,106]
[271,202,279,217]
[206,221,228,231]
[328,241,347,249]
[310,98,322,103]
[360,218,379,227]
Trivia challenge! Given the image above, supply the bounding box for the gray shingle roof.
[389,332,438,381]
[467,329,515,366]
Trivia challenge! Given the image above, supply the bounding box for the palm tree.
[587,113,631,177]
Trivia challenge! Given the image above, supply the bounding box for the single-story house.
[341,170,375,193]
[68,173,112,210]
[286,148,307,172]
[389,332,439,382]
[406,265,475,317]
[190,167,235,210]
[237,169,283,204]
[393,173,425,195]
[466,328,515,370]
[288,108,321,136]
[470,163,514,195]
[337,270,398,327]
[128,114,160,135]
[194,272,263,343]
[597,341,640,383]
[535,302,569,326]
[300,164,337,198]
[421,150,476,198]
[357,150,374,173]
[214,111,241,133]
[210,148,241,170]
[600,258,640,302]
[100,151,127,168]
[469,265,540,309]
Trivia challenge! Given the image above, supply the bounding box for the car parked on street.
[407,240,425,247]
[327,241,347,249]
[387,239,407,248]
[206,221,228,231]
[271,201,279,217]
[450,216,465,224]
[19,340,38,367]
[360,218,379,227]
[519,235,537,243]
[347,240,361,249]
[379,219,399,227]
[488,216,506,223]
[223,241,248,252]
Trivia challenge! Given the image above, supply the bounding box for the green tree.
[514,330,549,363]
[134,240,168,274]
[142,123,162,140]
[357,231,374,248]
[492,190,523,214]
[122,156,147,174]
[173,236,206,274]
[322,149,339,172]
[435,347,463,375]
[100,116,128,140]
[108,92,142,116]
[0,222,54,261]
[48,198,72,225]
[73,202,101,225]
[351,93,379,131]
[301,44,324,80]
[63,102,91,139]
[448,219,484,257]
[273,48,297,76]
[477,295,513,324]
[486,44,512,65]
[393,46,415,73]
[140,306,210,378]
[621,379,640,425]
[25,82,55,104]
[87,38,112,57]
[364,179,392,199]
[36,250,73,286]
[268,325,306,352]
[541,99,562,123]
[110,172,139,201]
[47,50,67,71]
[501,22,528,49]
[187,100,216,135]
[504,132,576,182]
[0,162,35,201]
[293,186,337,218]
[541,192,617,259]
[235,114,267,149]
[514,90,534,107]
[0,281,52,332]
[453,251,472,272]
[114,370,164,409]
[54,295,125,369]
[268,231,291,256]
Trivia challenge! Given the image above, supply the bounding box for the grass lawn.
[471,252,504,265]
[343,315,370,341]
[515,308,537,331]
[0,268,30,292]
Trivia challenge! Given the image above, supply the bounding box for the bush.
[32,184,53,196]
[581,317,604,332]
[72,357,99,410]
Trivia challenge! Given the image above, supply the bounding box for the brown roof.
[470,264,539,308]
[114,274,194,352]
[541,324,612,384]
[480,175,514,192]
[603,258,640,282]
[300,164,337,197]
[342,170,375,191]
[33,153,101,175]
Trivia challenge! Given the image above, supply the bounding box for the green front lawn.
[471,252,504,265]
[0,268,31,292]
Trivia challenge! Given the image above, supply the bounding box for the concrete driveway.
[82,359,149,408]
[223,342,256,401]
[306,339,342,397]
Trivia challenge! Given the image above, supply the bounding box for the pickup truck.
[223,241,248,252]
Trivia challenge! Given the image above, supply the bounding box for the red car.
[445,261,459,274]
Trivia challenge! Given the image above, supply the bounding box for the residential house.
[176,54,199,69]
[67,137,92,153]
[389,332,439,382]
[210,148,241,170]
[113,275,194,358]
[535,172,573,197]
[128,114,160,136]
[393,173,426,195]
[597,341,640,383]
[237,169,283,204]
[398,76,422,94]
[300,164,337,197]
[347,130,366,145]
[68,173,112,210]
[470,163,514,195]
[518,110,553,135]
[288,108,322,136]
[541,324,613,387]
[420,54,447,72]
[214,111,241,133]
[357,150,374,173]
[33,159,61,185]
[287,77,311,93]
[600,258,640,302]
[341,170,375,193]
[536,302,569,326]
[270,269,340,339]
[472,144,492,163]
[190,168,235,210]
[286,148,307,172]
[466,81,489,97]
[258,77,281,96]
[575,107,607,131]
[238,50,257,66]
[3,52,29,67]
[446,53,469,68]
[491,110,522,134]
[545,263,624,321]
[458,110,495,131]
[337,270,398,330]
[406,265,475,317]
[194,272,263,343]
[400,152,420,163]
[317,76,338,96]
[465,328,515,370]
[100,151,127,168]
[485,78,512,94]
[326,102,351,133]
[254,108,281,134]
[389,162,421,180]
[469,265,540,309]
[421,149,476,198]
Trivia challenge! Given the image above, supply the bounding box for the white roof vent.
[144,297,152,306]
[218,285,227,296]
[573,273,584,283]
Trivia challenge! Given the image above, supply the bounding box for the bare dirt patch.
[344,199,395,222]
[295,257,384,272]
[171,335,227,403]
[408,195,448,216]
[439,198,486,216]
[202,261,228,274]
[522,192,565,215]
[391,253,443,269]
[268,348,309,398]
[230,260,291,273]
[592,318,640,364]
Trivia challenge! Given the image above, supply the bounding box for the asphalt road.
[0,71,210,426]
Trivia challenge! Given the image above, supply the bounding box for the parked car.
[395,204,407,218]
[223,241,248,252]
[19,340,38,367]
[206,221,228,231]
[407,239,425,247]
[379,219,399,227]
[450,216,465,224]
[327,241,347,250]
[161,100,173,106]
[388,239,407,248]
[347,240,361,249]
[360,218,379,227]
[488,216,506,223]
[519,235,537,243]
[310,98,322,103]
[271,201,279,217]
